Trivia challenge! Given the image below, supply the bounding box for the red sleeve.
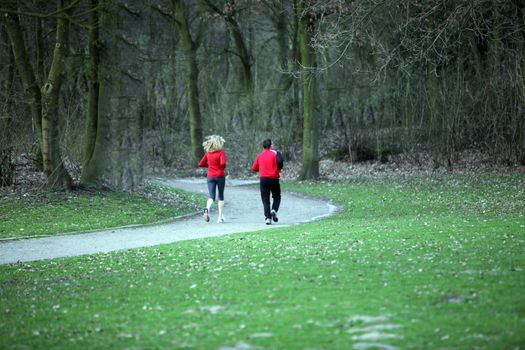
[198,154,208,168]
[220,151,227,169]
[252,155,259,172]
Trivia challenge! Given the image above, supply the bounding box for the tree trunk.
[513,0,525,164]
[0,27,15,186]
[298,0,319,180]
[33,4,45,170]
[1,11,43,149]
[204,0,253,94]
[34,0,45,88]
[173,0,204,166]
[274,1,295,92]
[84,0,146,191]
[81,0,102,185]
[228,15,253,93]
[291,0,302,144]
[40,0,73,188]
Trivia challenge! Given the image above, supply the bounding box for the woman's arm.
[198,154,208,168]
[220,151,227,169]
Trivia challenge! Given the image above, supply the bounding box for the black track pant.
[259,177,281,219]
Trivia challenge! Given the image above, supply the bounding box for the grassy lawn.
[0,172,524,349]
[0,183,202,239]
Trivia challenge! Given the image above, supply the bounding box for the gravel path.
[0,178,338,265]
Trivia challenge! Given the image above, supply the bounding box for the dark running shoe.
[203,208,210,222]
[271,210,278,223]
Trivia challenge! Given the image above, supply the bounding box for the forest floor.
[275,155,525,181]
[155,148,525,181]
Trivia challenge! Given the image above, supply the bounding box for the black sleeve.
[276,150,284,170]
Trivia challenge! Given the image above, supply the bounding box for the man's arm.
[276,151,284,171]
[252,156,259,172]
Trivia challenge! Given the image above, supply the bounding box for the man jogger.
[252,139,284,225]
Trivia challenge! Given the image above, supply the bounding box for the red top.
[252,149,281,179]
[199,150,227,177]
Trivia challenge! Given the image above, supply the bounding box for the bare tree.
[2,0,74,188]
[297,0,319,180]
[80,0,102,185]
[172,0,205,167]
[204,0,253,93]
[40,0,74,188]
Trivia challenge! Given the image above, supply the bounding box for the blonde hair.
[202,135,225,153]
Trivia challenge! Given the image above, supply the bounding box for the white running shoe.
[265,218,271,225]
[203,209,210,222]
[271,210,278,223]
[217,216,225,224]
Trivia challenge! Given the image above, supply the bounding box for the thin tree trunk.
[291,0,302,143]
[33,3,45,170]
[274,0,298,95]
[81,0,102,185]
[228,16,253,93]
[513,0,525,164]
[40,0,73,188]
[81,0,116,189]
[173,0,204,166]
[34,0,45,87]
[204,0,253,93]
[298,0,319,180]
[1,27,15,186]
[1,11,43,148]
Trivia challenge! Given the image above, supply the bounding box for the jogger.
[259,177,281,221]
[199,135,227,223]
[252,139,284,225]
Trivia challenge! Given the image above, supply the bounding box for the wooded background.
[1,0,524,190]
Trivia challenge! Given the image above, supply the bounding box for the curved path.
[0,178,338,265]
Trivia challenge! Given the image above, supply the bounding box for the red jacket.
[252,148,283,179]
[199,150,226,177]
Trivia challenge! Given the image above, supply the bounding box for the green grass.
[1,172,524,349]
[0,183,202,238]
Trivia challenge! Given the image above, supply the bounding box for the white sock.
[218,200,225,221]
